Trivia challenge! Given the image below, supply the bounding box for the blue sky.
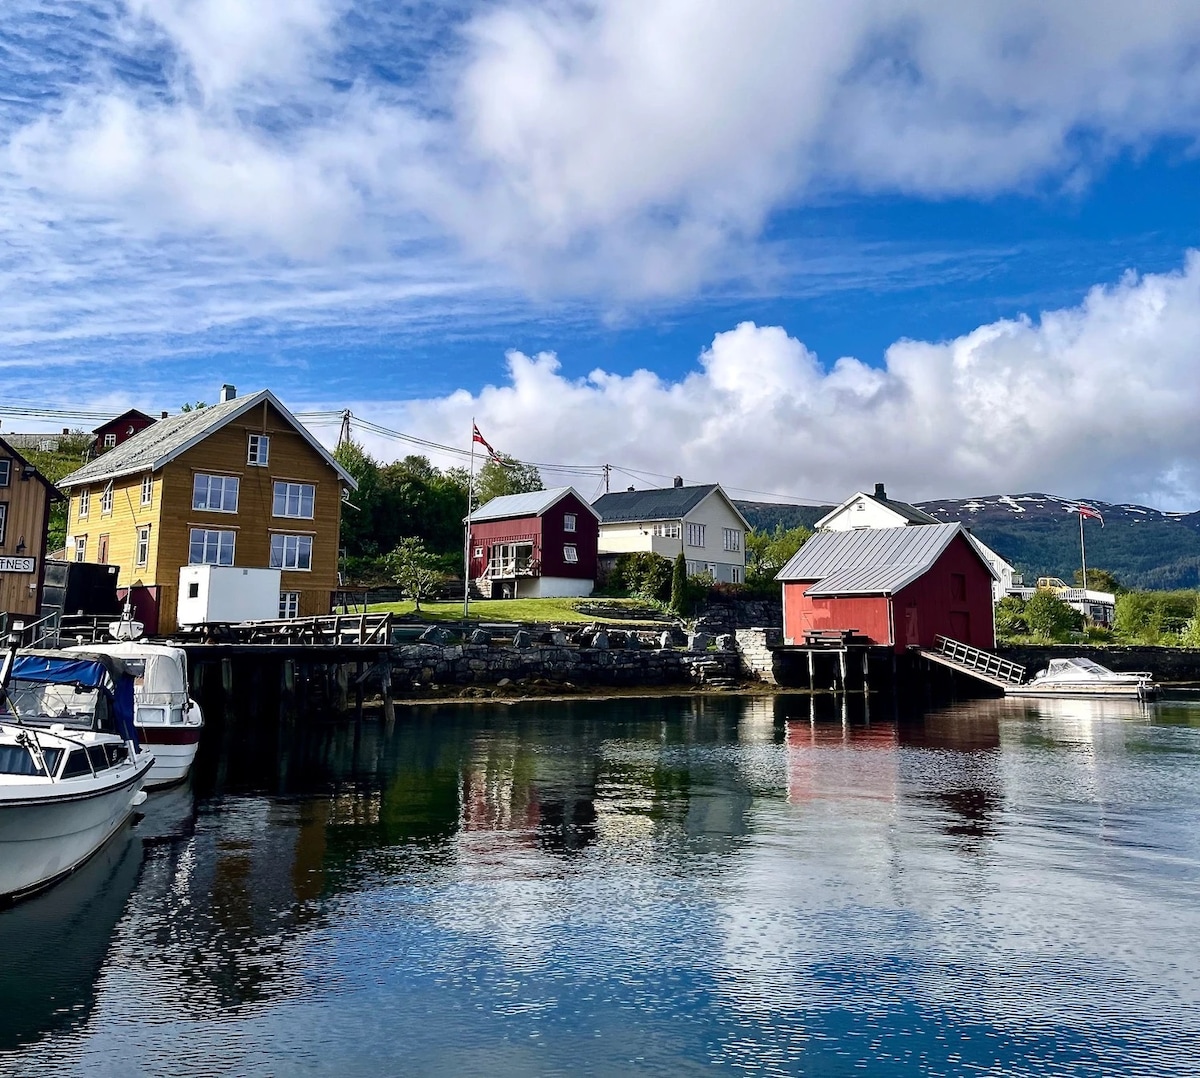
[4,1,1200,507]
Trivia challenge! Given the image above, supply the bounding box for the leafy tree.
[746,524,811,584]
[1180,594,1200,648]
[334,440,382,557]
[20,432,94,553]
[612,552,672,601]
[994,595,1029,638]
[179,401,208,412]
[669,552,688,614]
[384,537,443,612]
[1025,591,1083,641]
[474,455,543,506]
[1074,567,1123,594]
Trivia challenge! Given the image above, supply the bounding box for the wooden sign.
[0,556,35,574]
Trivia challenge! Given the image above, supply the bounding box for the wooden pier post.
[382,662,395,724]
[280,658,297,722]
[335,662,349,712]
[354,660,364,719]
[220,657,235,717]
[807,650,815,693]
[838,650,847,693]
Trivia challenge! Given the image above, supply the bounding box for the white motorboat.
[1006,657,1160,699]
[68,641,204,789]
[0,647,154,905]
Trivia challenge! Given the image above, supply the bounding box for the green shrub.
[1025,591,1083,641]
[611,552,673,601]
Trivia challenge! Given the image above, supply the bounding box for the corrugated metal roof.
[471,486,599,523]
[58,390,356,490]
[776,522,968,595]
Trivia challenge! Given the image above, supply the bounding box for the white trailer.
[177,565,283,626]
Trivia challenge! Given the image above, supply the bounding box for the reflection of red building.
[785,721,899,805]
[777,522,996,652]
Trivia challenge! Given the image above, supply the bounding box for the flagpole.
[464,417,476,621]
[1079,510,1088,593]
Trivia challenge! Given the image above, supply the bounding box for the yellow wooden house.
[0,435,62,627]
[57,387,356,634]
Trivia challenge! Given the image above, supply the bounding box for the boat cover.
[8,654,139,747]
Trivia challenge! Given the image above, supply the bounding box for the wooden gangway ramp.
[916,635,1025,690]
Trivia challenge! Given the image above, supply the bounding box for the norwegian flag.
[1076,504,1104,527]
[472,422,509,466]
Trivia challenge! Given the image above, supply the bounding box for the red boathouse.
[775,522,997,652]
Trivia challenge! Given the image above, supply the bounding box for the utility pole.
[603,463,611,493]
[337,409,352,448]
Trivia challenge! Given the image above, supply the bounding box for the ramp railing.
[933,635,1025,685]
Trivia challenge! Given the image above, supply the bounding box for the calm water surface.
[2,692,1199,1077]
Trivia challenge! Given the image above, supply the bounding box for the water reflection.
[1,690,1198,1077]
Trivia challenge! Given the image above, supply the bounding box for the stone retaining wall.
[734,628,784,684]
[389,642,740,688]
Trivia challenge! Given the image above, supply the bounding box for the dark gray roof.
[58,390,356,490]
[471,486,600,524]
[776,522,987,595]
[593,484,750,527]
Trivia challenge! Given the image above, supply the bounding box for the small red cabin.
[92,409,156,452]
[776,523,996,653]
[468,487,599,598]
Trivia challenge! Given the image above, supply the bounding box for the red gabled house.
[775,522,997,652]
[468,487,600,598]
[93,409,157,453]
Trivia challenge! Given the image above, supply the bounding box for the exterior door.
[949,610,970,642]
[905,606,919,647]
[97,533,109,564]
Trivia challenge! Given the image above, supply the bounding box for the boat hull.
[1006,682,1158,698]
[137,726,202,789]
[0,754,154,904]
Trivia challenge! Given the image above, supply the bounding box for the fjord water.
[2,693,1199,1077]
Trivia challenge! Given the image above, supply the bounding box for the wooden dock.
[915,635,1025,690]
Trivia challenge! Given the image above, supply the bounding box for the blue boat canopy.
[11,655,113,689]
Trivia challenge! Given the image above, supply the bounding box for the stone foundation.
[734,627,783,684]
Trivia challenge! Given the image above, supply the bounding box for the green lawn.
[368,597,668,625]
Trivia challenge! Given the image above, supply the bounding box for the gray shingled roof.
[592,484,750,527]
[471,486,600,523]
[775,522,990,595]
[58,390,356,490]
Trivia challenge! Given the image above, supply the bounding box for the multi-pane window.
[189,528,235,565]
[79,488,90,517]
[563,544,579,563]
[0,459,10,487]
[135,525,150,567]
[0,503,7,546]
[686,523,706,548]
[192,474,240,513]
[247,434,270,466]
[723,528,741,552]
[272,481,315,519]
[652,522,681,538]
[563,512,577,533]
[270,533,313,571]
[103,433,116,449]
[74,535,86,562]
[141,474,153,506]
[279,591,301,619]
[731,566,742,584]
[101,482,113,515]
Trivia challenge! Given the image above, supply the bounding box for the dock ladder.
[920,635,1025,689]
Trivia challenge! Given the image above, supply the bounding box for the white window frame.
[279,591,301,619]
[686,560,699,576]
[563,544,579,563]
[652,522,681,539]
[731,566,742,584]
[247,433,270,467]
[101,482,114,515]
[272,481,315,519]
[189,528,236,566]
[141,474,153,507]
[79,488,90,518]
[0,502,6,546]
[192,473,240,514]
[563,512,577,533]
[0,459,10,487]
[270,533,313,571]
[135,525,150,567]
[74,535,87,562]
[103,432,116,449]
[686,522,706,548]
[473,546,483,558]
[723,528,741,552]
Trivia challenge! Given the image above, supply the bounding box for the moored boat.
[68,641,204,789]
[1006,657,1160,699]
[0,647,154,905]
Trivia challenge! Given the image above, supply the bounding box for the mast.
[463,418,477,621]
[1079,509,1088,593]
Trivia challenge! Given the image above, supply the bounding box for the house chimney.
[62,427,69,435]
[874,482,886,499]
[160,411,169,419]
[627,485,636,492]
[673,475,683,488]
[219,384,236,403]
